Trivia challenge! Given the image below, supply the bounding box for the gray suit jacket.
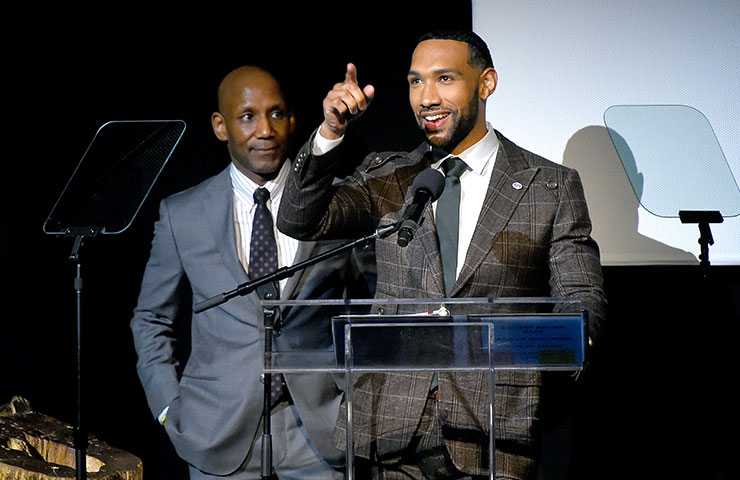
[131,165,367,475]
[278,131,607,478]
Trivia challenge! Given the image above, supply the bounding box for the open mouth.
[422,112,450,131]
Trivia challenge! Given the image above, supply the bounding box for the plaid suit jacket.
[278,130,606,478]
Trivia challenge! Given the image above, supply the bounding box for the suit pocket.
[180,373,219,382]
[172,375,224,437]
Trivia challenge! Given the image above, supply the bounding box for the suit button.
[378,307,385,315]
[265,292,274,299]
[546,180,558,189]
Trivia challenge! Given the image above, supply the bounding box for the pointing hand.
[320,63,375,140]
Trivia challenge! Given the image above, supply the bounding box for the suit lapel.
[453,133,539,294]
[417,205,447,296]
[401,146,446,295]
[204,167,251,286]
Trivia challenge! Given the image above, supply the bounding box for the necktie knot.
[254,187,270,206]
[442,156,468,179]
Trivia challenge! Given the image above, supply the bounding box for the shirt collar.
[431,123,499,175]
[230,159,290,208]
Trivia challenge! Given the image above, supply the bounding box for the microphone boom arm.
[193,223,400,314]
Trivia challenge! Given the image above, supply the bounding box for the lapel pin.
[512,182,523,190]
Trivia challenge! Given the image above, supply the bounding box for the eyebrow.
[237,102,286,113]
[407,67,462,77]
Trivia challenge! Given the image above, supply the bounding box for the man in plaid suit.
[278,29,606,479]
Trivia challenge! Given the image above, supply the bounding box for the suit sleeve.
[278,132,379,241]
[548,167,607,345]
[130,198,189,420]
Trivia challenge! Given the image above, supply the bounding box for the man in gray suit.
[278,29,607,479]
[131,65,368,479]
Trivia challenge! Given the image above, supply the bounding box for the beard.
[418,92,480,153]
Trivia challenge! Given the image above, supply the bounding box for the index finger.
[344,63,359,86]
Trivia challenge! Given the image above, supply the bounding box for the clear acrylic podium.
[261,297,587,479]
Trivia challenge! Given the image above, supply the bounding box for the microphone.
[397,168,445,247]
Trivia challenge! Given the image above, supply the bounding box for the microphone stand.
[192,223,400,479]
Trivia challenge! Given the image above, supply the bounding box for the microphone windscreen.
[411,168,445,200]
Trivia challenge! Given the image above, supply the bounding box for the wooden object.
[0,397,142,480]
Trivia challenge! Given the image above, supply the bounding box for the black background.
[4,3,738,479]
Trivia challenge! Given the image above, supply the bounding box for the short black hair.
[417,28,494,71]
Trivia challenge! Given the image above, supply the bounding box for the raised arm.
[277,64,379,240]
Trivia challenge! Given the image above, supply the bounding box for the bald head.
[216,66,287,115]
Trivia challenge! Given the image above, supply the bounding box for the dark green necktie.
[436,157,468,296]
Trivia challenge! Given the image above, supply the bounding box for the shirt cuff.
[158,405,169,425]
[312,127,344,155]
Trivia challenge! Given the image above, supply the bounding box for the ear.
[289,111,296,135]
[211,112,228,141]
[479,67,498,100]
